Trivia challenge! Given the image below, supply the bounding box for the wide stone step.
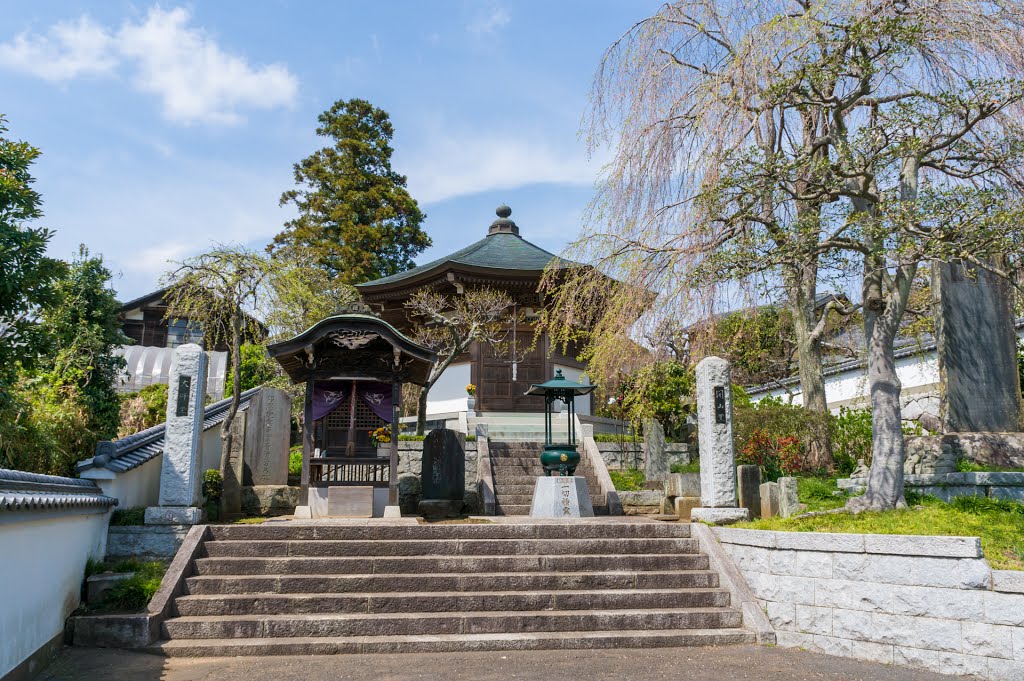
[192,553,710,576]
[162,607,742,639]
[201,537,700,558]
[184,570,721,595]
[153,627,755,657]
[207,522,691,542]
[174,588,732,616]
[491,457,546,466]
[492,475,544,486]
[495,504,531,515]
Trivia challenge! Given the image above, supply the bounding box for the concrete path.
[39,646,966,681]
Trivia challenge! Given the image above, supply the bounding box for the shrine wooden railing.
[308,457,391,488]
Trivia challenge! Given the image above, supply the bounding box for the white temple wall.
[426,361,472,415]
[554,364,592,416]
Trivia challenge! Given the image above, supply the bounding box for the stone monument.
[760,481,781,518]
[530,476,594,518]
[644,418,670,481]
[242,387,292,486]
[690,356,749,524]
[778,476,800,518]
[737,465,762,519]
[220,410,246,520]
[145,343,208,525]
[418,428,466,518]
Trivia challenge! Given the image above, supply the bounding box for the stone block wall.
[595,442,692,471]
[839,471,1024,502]
[715,527,1024,680]
[386,441,481,514]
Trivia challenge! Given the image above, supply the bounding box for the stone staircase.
[490,441,607,515]
[152,522,753,656]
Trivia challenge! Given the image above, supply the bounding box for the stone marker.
[146,343,207,525]
[737,465,762,519]
[760,481,780,518]
[220,410,246,520]
[243,387,292,486]
[690,356,748,524]
[664,473,701,499]
[779,476,800,518]
[531,476,594,518]
[674,496,701,521]
[644,418,669,481]
[418,428,466,517]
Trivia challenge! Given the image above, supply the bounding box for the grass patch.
[108,507,146,526]
[609,469,646,491]
[233,516,268,524]
[593,434,642,443]
[956,459,1024,473]
[736,495,1024,571]
[670,461,701,474]
[83,560,167,612]
[797,477,850,513]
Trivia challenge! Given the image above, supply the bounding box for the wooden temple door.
[477,328,546,412]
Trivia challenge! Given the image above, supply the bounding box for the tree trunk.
[416,385,430,436]
[220,306,243,474]
[782,260,833,470]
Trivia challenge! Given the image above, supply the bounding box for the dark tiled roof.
[0,468,117,513]
[76,387,261,474]
[357,232,575,290]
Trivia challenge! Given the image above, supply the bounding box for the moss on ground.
[609,469,645,491]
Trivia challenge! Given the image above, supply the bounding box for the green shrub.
[733,399,830,474]
[103,561,165,611]
[223,342,280,394]
[288,445,302,476]
[738,428,801,482]
[117,383,168,436]
[109,506,146,526]
[830,407,872,475]
[609,469,645,491]
[398,434,426,441]
[202,469,223,521]
[670,460,700,474]
[593,433,642,443]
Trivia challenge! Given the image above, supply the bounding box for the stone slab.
[760,482,780,519]
[106,525,190,560]
[530,476,595,518]
[421,428,465,501]
[674,496,701,522]
[418,499,464,518]
[737,465,762,519]
[993,570,1024,594]
[382,505,402,518]
[221,410,246,519]
[644,419,669,481]
[664,473,701,498]
[326,486,373,518]
[86,573,133,605]
[241,485,300,516]
[779,477,799,518]
[241,388,291,487]
[144,506,202,525]
[691,507,749,525]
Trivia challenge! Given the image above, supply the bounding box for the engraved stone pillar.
[760,481,780,518]
[644,418,669,481]
[779,476,800,518]
[737,465,762,519]
[145,343,207,525]
[221,410,246,520]
[691,356,748,524]
[242,387,291,486]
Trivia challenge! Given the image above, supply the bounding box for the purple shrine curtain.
[311,381,350,421]
[357,382,393,423]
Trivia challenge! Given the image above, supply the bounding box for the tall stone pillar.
[690,356,748,524]
[933,259,1021,433]
[145,343,208,525]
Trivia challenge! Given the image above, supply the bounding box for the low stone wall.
[715,527,1024,681]
[241,485,301,515]
[106,525,190,560]
[839,471,1024,502]
[596,442,692,471]
[617,490,663,515]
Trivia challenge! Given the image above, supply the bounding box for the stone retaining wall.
[839,471,1024,502]
[715,527,1024,680]
[595,442,692,471]
[383,441,481,514]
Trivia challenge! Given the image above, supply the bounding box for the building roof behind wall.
[0,468,117,513]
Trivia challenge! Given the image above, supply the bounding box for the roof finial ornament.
[488,204,519,236]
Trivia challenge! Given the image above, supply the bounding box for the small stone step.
[495,504,531,515]
[184,570,721,596]
[193,553,709,576]
[153,628,755,657]
[162,607,743,639]
[202,537,700,558]
[174,588,732,616]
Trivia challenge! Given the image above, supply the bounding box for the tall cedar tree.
[271,99,430,284]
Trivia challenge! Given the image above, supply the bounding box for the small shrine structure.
[267,305,436,517]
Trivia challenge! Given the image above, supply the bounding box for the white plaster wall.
[89,456,162,509]
[426,361,472,415]
[715,528,1024,681]
[199,424,224,474]
[554,365,592,416]
[0,510,109,678]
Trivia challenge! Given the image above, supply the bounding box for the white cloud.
[0,7,298,125]
[468,4,510,36]
[400,130,605,204]
[0,16,117,81]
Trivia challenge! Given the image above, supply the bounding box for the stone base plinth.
[293,505,312,519]
[144,506,202,525]
[530,476,594,518]
[383,505,402,518]
[418,499,464,518]
[690,507,749,525]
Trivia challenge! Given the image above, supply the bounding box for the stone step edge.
[176,587,730,602]
[184,568,720,583]
[152,628,754,656]
[195,552,700,562]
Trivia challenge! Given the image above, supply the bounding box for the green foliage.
[831,407,873,475]
[103,561,166,611]
[738,428,801,482]
[732,398,830,477]
[109,507,146,526]
[1019,338,1024,399]
[797,477,849,512]
[289,445,302,477]
[738,495,1024,571]
[202,469,223,503]
[271,98,431,284]
[700,306,797,386]
[670,460,701,474]
[118,384,168,436]
[593,433,642,443]
[618,360,694,439]
[609,468,646,491]
[224,342,280,394]
[266,251,359,340]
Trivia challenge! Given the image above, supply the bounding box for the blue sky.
[0,1,648,301]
